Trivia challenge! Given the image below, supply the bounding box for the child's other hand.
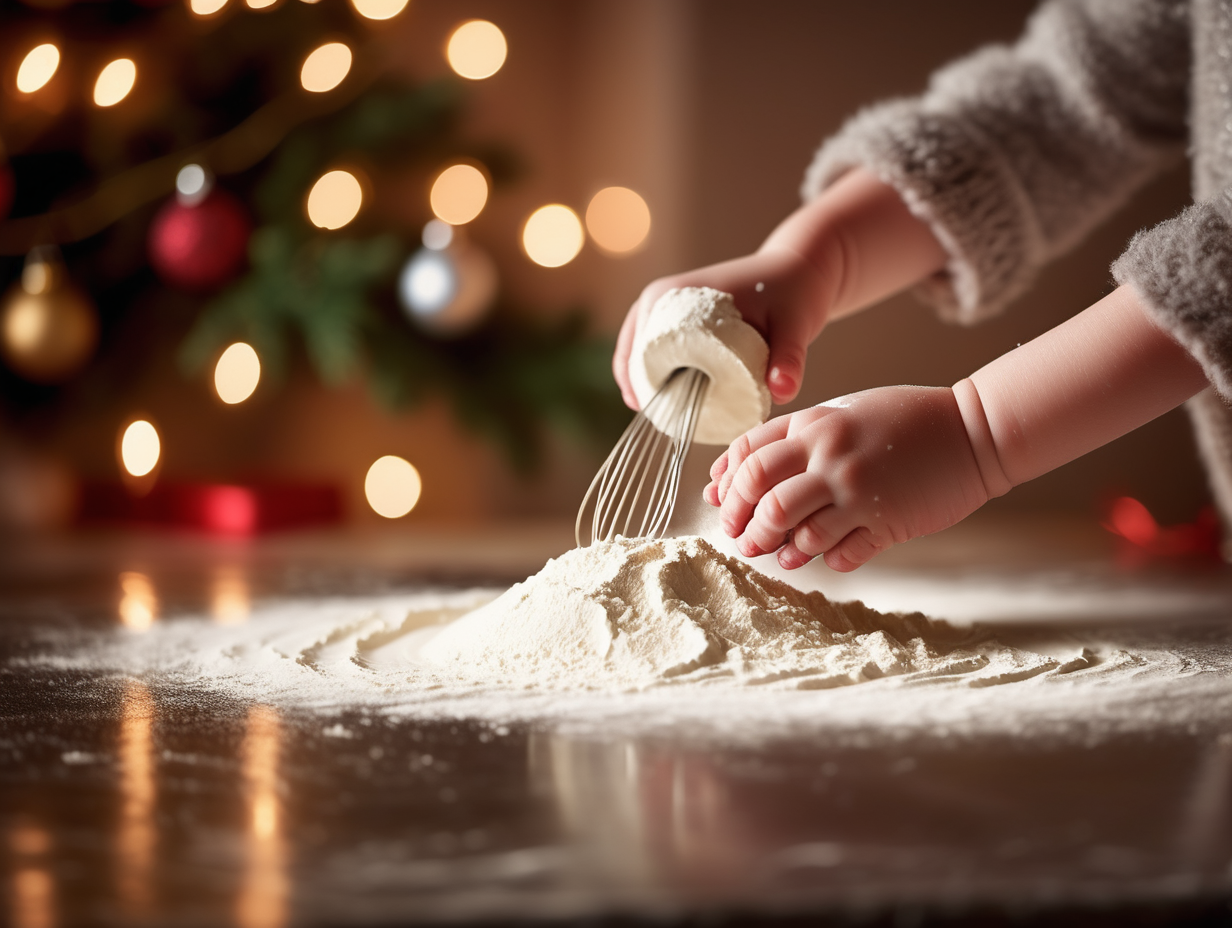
[705,386,991,572]
[612,244,832,410]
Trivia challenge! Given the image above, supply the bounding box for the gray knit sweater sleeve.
[1112,196,1232,398]
[804,0,1190,323]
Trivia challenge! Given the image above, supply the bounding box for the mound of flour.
[417,535,1040,689]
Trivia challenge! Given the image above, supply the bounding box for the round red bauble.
[0,165,14,221]
[148,188,250,291]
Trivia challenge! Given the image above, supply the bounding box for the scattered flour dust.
[19,534,1232,743]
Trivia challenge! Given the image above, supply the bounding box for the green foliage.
[182,224,629,472]
[179,72,626,473]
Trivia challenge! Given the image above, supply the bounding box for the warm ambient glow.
[365,455,422,518]
[429,164,488,225]
[214,342,261,404]
[189,0,229,14]
[211,566,250,625]
[119,572,157,631]
[522,204,584,267]
[349,0,408,20]
[16,44,60,94]
[306,170,363,229]
[120,420,160,478]
[94,58,137,108]
[300,42,352,93]
[586,186,651,255]
[446,20,507,80]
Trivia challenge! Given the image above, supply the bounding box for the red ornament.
[0,164,14,221]
[148,188,250,291]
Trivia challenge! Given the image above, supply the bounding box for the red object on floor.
[78,482,342,536]
[1101,496,1222,559]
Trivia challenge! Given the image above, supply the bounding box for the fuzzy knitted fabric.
[805,0,1232,532]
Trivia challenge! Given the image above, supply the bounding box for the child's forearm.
[953,285,1210,494]
[761,168,948,323]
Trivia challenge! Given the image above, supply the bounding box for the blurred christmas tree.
[0,0,630,479]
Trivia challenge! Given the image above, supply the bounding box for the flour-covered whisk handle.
[628,287,771,446]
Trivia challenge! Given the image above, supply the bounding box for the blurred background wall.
[0,0,1207,531]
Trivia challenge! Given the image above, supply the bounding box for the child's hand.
[705,386,991,572]
[612,244,833,410]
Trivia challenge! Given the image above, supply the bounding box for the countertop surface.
[4,515,1232,926]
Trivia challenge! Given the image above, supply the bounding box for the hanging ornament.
[0,247,98,384]
[398,220,498,336]
[148,164,250,292]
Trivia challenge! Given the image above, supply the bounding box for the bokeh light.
[365,455,422,518]
[429,164,488,226]
[522,204,584,268]
[300,42,352,93]
[306,170,363,229]
[421,218,453,250]
[446,20,507,80]
[585,186,651,255]
[246,0,277,8]
[349,0,408,20]
[120,420,160,478]
[94,58,137,108]
[214,342,261,405]
[119,572,157,631]
[175,163,209,205]
[16,44,60,94]
[189,0,229,14]
[399,249,456,317]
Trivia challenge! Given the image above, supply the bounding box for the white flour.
[417,536,1065,689]
[17,534,1232,746]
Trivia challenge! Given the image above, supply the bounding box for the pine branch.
[0,54,381,255]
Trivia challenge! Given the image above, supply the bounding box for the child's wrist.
[950,379,1014,500]
[754,236,842,330]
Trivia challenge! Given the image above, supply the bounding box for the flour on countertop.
[417,535,1059,689]
[16,533,1232,745]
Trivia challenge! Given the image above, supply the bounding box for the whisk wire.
[576,367,711,547]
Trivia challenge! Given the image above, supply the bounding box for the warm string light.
[120,420,160,478]
[446,21,507,80]
[214,342,261,404]
[188,0,229,16]
[300,43,352,93]
[585,186,651,255]
[93,59,137,108]
[16,44,60,94]
[349,0,408,20]
[306,169,362,229]
[429,164,488,225]
[522,204,584,267]
[365,455,421,518]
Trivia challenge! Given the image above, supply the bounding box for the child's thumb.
[766,318,810,404]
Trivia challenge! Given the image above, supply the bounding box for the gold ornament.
[0,249,98,384]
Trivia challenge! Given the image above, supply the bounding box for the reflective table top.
[4,517,1232,927]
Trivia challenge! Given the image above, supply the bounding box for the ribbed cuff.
[1111,194,1232,400]
[803,100,1041,325]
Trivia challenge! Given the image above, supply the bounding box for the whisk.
[575,367,711,546]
